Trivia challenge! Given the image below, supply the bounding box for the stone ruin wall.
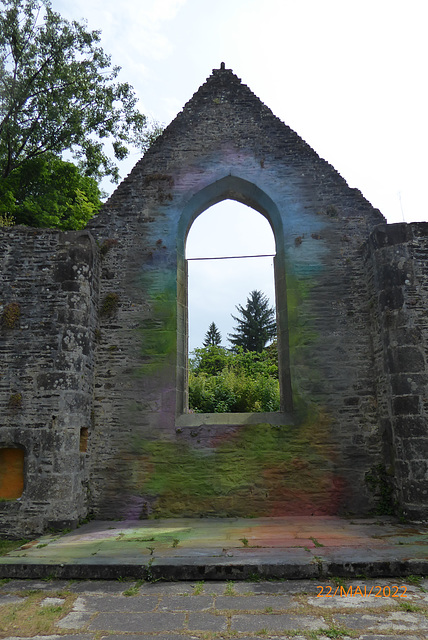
[81,67,391,523]
[0,229,98,535]
[365,223,428,519]
[1,67,427,537]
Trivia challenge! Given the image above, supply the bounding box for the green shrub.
[188,345,279,413]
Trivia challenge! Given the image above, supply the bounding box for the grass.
[330,576,347,588]
[0,590,76,637]
[398,600,422,613]
[307,625,351,639]
[224,581,237,596]
[404,574,427,593]
[0,538,30,556]
[406,574,424,586]
[323,626,352,639]
[310,536,324,548]
[246,573,263,582]
[193,581,205,595]
[123,579,144,596]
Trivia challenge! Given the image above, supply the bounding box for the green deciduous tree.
[203,321,222,347]
[0,0,157,182]
[228,290,277,352]
[0,152,101,229]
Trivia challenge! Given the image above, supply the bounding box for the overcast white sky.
[55,0,428,349]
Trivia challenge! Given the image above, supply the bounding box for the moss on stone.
[132,409,341,518]
[8,392,22,410]
[1,302,20,329]
[100,292,119,317]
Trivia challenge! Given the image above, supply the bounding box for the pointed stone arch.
[176,175,292,421]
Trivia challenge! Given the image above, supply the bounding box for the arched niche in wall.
[176,175,292,427]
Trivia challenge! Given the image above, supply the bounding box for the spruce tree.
[203,322,222,347]
[228,290,276,352]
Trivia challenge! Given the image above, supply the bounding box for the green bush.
[188,344,279,413]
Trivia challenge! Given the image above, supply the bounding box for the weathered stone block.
[379,287,404,311]
[387,347,425,374]
[394,416,428,438]
[392,395,420,415]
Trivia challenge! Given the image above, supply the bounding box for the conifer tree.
[203,322,222,347]
[228,290,276,352]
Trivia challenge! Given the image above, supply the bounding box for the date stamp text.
[316,585,407,598]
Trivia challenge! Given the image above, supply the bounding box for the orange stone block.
[0,448,24,499]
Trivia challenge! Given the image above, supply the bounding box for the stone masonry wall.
[85,66,388,521]
[0,228,98,536]
[1,66,427,536]
[366,223,428,519]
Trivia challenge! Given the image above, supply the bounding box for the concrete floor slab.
[0,516,427,580]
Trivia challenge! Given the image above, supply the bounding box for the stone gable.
[0,65,426,535]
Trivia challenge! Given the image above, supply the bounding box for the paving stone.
[3,636,94,640]
[307,592,403,608]
[0,579,70,592]
[88,612,185,632]
[79,594,159,612]
[359,636,421,640]
[186,612,228,631]
[224,638,306,640]
[249,580,318,595]
[67,581,130,594]
[220,585,252,596]
[56,611,95,629]
[57,637,95,640]
[4,578,428,640]
[137,582,195,595]
[159,595,213,610]
[231,613,328,632]
[389,581,423,596]
[0,594,26,606]
[375,611,428,632]
[212,581,261,595]
[215,595,292,610]
[198,581,239,595]
[346,579,421,596]
[420,579,428,591]
[41,597,66,607]
[333,611,428,631]
[100,636,187,640]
